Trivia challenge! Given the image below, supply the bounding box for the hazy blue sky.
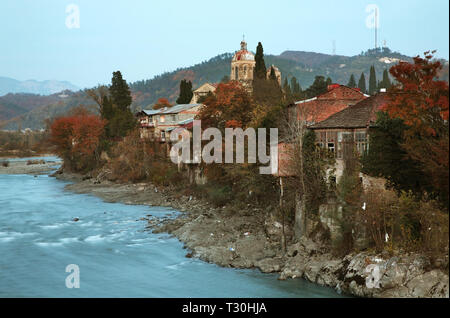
[1,0,448,88]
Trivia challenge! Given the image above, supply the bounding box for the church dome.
[232,40,255,62]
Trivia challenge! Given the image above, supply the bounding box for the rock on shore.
[54,170,449,298]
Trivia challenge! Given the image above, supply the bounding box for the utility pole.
[375,7,378,50]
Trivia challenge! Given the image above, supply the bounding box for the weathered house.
[136,103,202,141]
[275,92,389,180]
[309,92,389,158]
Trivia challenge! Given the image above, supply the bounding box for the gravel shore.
[0,158,62,175]
[52,169,449,298]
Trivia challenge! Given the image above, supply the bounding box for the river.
[0,157,345,297]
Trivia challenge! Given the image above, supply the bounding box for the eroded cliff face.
[151,201,448,298]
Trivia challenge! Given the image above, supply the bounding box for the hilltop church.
[190,39,281,103]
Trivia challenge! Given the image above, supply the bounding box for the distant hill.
[0,90,97,130]
[1,47,448,130]
[0,76,79,96]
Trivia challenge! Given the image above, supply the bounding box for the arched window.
[235,66,238,80]
[243,66,247,78]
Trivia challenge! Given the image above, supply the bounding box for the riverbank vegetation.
[0,129,54,158]
[49,49,449,268]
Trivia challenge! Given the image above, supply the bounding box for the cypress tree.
[381,69,391,89]
[254,42,267,80]
[176,79,193,104]
[290,77,301,94]
[369,65,377,95]
[326,77,332,86]
[283,78,292,96]
[108,71,136,138]
[269,67,277,82]
[358,72,367,94]
[347,74,356,88]
[110,71,132,111]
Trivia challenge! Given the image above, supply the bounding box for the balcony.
[140,122,155,128]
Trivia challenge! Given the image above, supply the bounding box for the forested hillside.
[1,47,448,130]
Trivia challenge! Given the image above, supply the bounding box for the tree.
[369,65,377,95]
[347,74,356,88]
[290,76,302,99]
[283,78,292,102]
[305,76,328,98]
[269,66,277,82]
[252,42,281,104]
[361,112,430,195]
[197,81,255,131]
[176,79,193,104]
[383,51,449,206]
[358,72,367,93]
[153,98,172,110]
[254,42,267,80]
[50,107,106,172]
[108,71,136,139]
[87,73,136,140]
[326,77,332,86]
[378,69,391,90]
[110,71,132,111]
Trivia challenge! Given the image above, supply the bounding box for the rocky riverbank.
[53,170,449,298]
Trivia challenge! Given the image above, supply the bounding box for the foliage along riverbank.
[52,169,449,298]
[45,54,449,298]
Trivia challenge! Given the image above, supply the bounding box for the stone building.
[190,83,218,104]
[267,65,281,85]
[230,39,282,91]
[230,39,256,90]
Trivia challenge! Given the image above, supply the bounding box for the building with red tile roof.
[290,84,369,124]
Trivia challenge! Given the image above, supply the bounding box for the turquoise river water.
[0,157,346,297]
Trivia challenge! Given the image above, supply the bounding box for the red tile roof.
[294,85,368,123]
[310,93,390,129]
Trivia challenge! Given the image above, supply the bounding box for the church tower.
[230,39,255,90]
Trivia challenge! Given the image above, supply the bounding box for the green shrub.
[207,185,232,207]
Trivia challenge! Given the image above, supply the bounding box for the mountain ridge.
[0,76,80,97]
[1,48,448,130]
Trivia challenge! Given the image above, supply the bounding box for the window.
[327,142,335,153]
[161,131,166,140]
[235,66,239,80]
[243,66,247,78]
[160,115,165,123]
[355,132,367,155]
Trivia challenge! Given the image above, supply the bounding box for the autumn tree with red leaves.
[153,98,172,110]
[50,107,106,172]
[384,51,449,205]
[197,81,255,131]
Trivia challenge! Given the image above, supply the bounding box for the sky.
[0,0,448,88]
